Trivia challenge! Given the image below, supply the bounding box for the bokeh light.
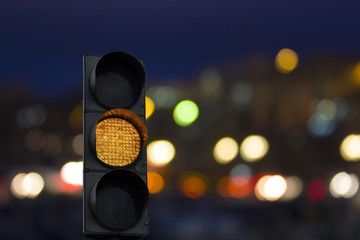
[24,129,44,152]
[68,103,83,129]
[60,161,83,186]
[148,140,176,167]
[229,81,253,108]
[229,176,251,198]
[179,172,208,199]
[308,99,337,138]
[307,113,336,137]
[22,172,45,198]
[147,86,178,109]
[351,62,360,86]
[307,178,327,201]
[329,172,359,198]
[281,176,303,201]
[217,177,233,198]
[275,48,299,74]
[230,164,252,182]
[340,134,360,161]
[315,99,337,121]
[173,100,199,127]
[255,175,287,201]
[240,135,269,162]
[213,137,238,164]
[42,133,62,155]
[16,104,47,129]
[71,134,83,156]
[148,172,165,194]
[50,173,82,195]
[199,69,223,97]
[11,172,44,199]
[145,96,155,119]
[10,173,27,199]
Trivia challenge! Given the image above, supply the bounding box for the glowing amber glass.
[96,118,141,167]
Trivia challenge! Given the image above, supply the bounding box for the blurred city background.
[1,0,360,239]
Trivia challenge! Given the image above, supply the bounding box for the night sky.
[0,0,359,97]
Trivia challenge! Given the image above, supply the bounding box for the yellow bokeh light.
[148,140,175,167]
[275,48,298,74]
[240,135,269,162]
[340,134,360,161]
[148,172,165,194]
[213,137,238,164]
[351,62,360,86]
[145,96,155,119]
[68,103,83,129]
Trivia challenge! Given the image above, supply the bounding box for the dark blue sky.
[0,0,359,97]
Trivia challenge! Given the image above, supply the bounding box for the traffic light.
[83,52,149,239]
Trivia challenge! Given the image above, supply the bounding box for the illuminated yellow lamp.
[147,172,165,194]
[213,137,239,164]
[173,100,199,127]
[22,172,45,198]
[329,172,359,198]
[180,172,208,199]
[147,140,175,167]
[145,96,155,119]
[281,176,303,201]
[61,161,83,186]
[11,173,27,199]
[275,48,299,74]
[351,62,360,86]
[240,135,269,162]
[340,134,360,161]
[95,109,147,167]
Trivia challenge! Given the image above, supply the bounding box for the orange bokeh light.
[217,176,251,198]
[148,172,165,194]
[180,174,207,199]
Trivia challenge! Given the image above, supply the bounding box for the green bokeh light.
[173,100,199,127]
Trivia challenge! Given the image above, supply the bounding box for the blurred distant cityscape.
[1,50,360,239]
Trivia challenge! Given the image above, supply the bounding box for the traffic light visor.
[90,52,146,108]
[95,109,147,167]
[90,169,149,230]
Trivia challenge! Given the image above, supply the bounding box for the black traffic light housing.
[83,52,149,239]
